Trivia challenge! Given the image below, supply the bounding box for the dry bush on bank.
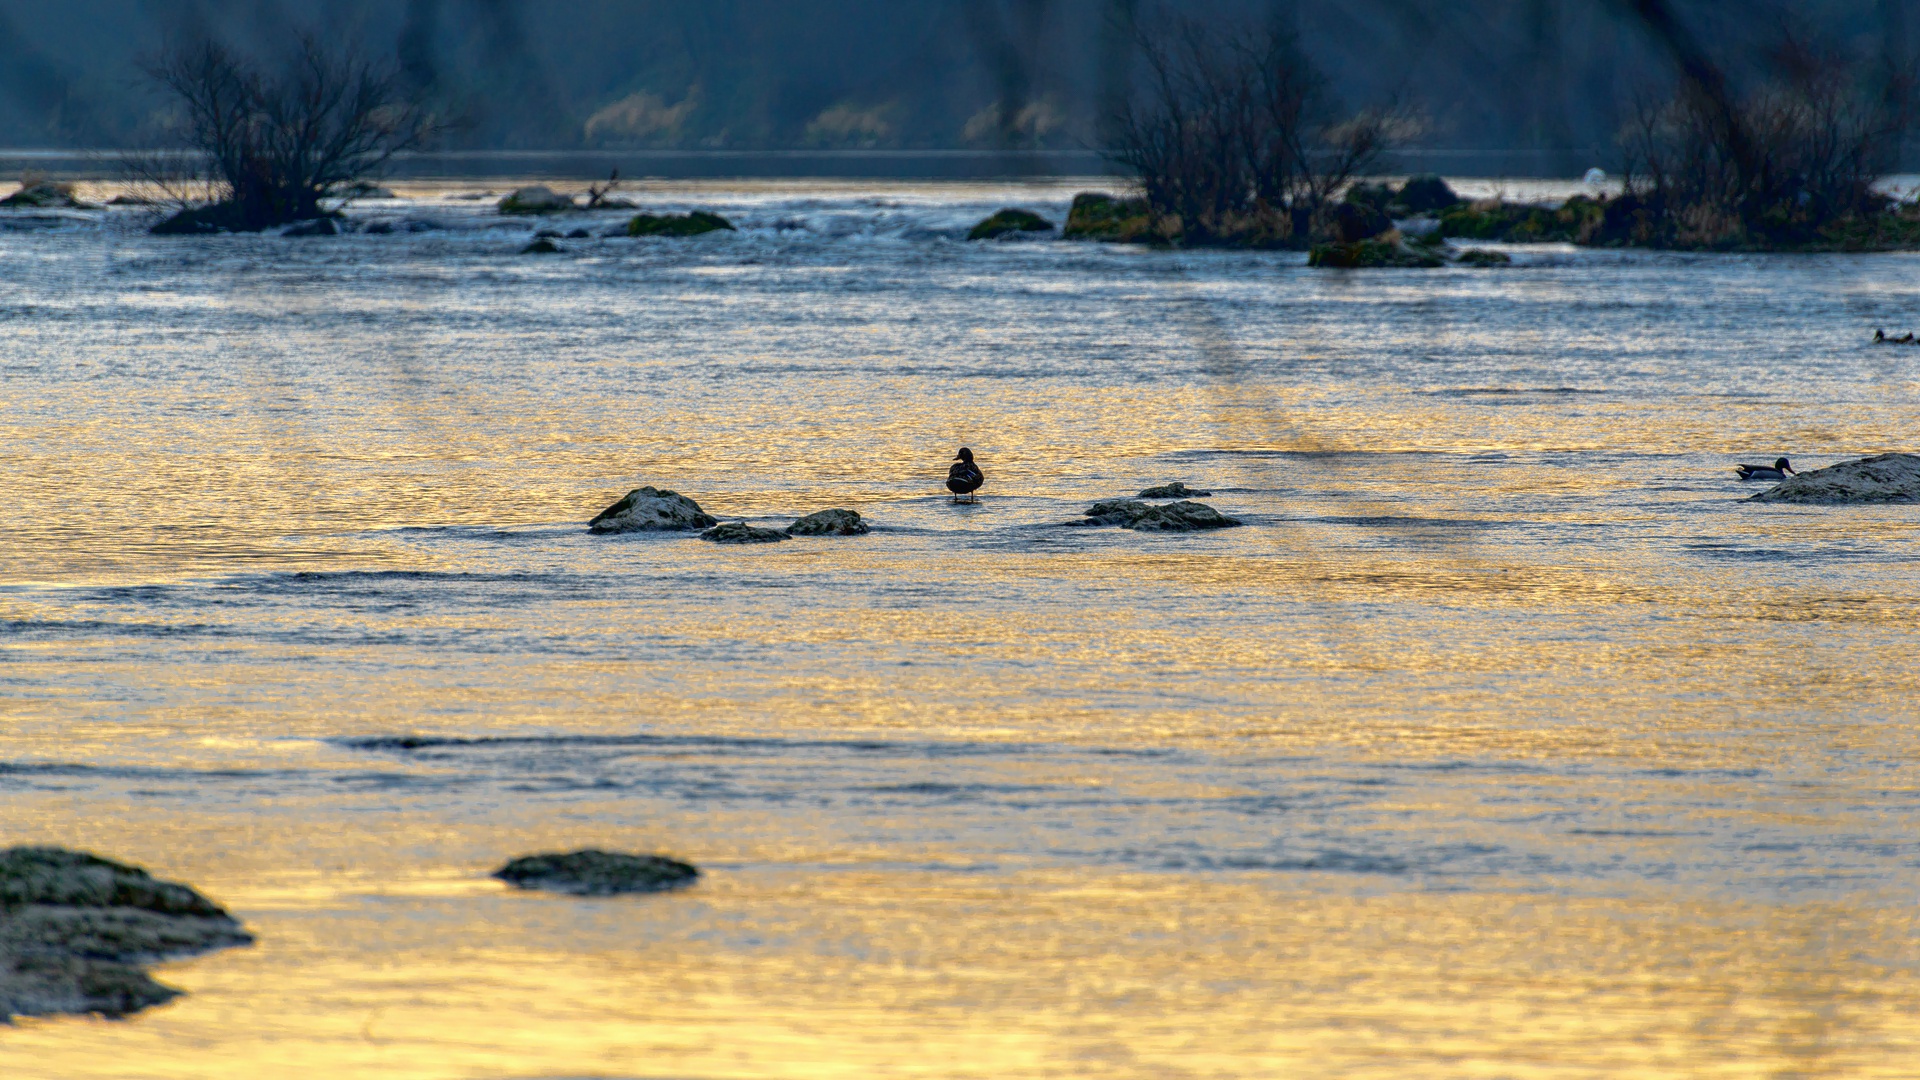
[1109,16,1408,247]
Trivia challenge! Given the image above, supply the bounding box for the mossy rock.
[968,208,1053,240]
[1308,238,1444,268]
[628,211,735,237]
[0,847,253,1021]
[1063,193,1153,242]
[589,487,718,533]
[786,509,870,535]
[701,522,789,544]
[493,850,699,896]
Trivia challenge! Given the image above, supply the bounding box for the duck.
[946,447,984,503]
[1735,457,1796,481]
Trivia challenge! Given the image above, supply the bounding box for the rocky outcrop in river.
[493,851,699,896]
[968,209,1053,240]
[1071,499,1242,531]
[589,487,719,533]
[0,847,252,1020]
[701,522,789,543]
[786,509,870,535]
[1748,453,1920,504]
[498,186,577,214]
[1137,482,1210,499]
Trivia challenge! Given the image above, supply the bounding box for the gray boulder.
[493,850,698,896]
[1070,498,1242,531]
[1748,453,1920,504]
[0,847,252,1020]
[786,509,869,535]
[701,522,789,544]
[589,487,719,533]
[498,186,577,214]
[1137,482,1211,499]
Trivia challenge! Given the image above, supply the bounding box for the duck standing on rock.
[946,447,985,503]
[1735,457,1796,481]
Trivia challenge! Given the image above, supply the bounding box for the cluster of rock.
[1748,453,1920,504]
[0,847,252,1021]
[0,181,95,210]
[589,487,869,542]
[1068,483,1241,532]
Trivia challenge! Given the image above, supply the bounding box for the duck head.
[1775,457,1795,474]
[954,447,974,463]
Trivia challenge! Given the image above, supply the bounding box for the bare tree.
[135,35,434,232]
[1110,15,1404,246]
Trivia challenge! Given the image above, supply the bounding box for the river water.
[1,180,1917,1078]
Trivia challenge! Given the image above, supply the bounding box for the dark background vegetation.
[0,0,1910,174]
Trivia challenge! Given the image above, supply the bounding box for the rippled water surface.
[2,180,1918,1078]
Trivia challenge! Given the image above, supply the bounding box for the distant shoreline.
[0,147,1616,182]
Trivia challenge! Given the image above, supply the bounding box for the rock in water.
[1071,499,1242,531]
[498,186,576,214]
[0,181,93,209]
[786,509,870,535]
[1395,174,1463,214]
[1062,193,1153,242]
[1137,482,1211,499]
[493,851,699,896]
[1308,236,1444,269]
[968,209,1053,240]
[0,847,252,1021]
[520,237,562,255]
[701,522,789,544]
[627,211,735,237]
[1748,453,1920,504]
[588,487,719,533]
[283,218,339,237]
[1128,500,1241,531]
[1455,248,1511,266]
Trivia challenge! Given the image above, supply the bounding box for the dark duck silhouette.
[946,447,984,503]
[1735,457,1796,481]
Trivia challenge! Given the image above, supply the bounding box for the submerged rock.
[283,218,339,237]
[1308,236,1444,268]
[588,487,719,533]
[968,208,1053,240]
[1071,498,1241,531]
[0,847,252,1021]
[1137,482,1210,499]
[1748,453,1920,504]
[521,237,562,254]
[701,522,789,544]
[627,211,735,237]
[1062,193,1153,242]
[1455,248,1511,266]
[493,850,699,896]
[786,508,870,535]
[498,186,576,214]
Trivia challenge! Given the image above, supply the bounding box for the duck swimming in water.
[1735,457,1796,481]
[946,447,984,503]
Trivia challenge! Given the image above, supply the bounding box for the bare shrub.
[1619,35,1916,247]
[1110,15,1406,246]
[133,35,435,232]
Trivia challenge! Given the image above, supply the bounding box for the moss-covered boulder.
[493,851,698,896]
[1437,195,1607,244]
[701,522,789,544]
[589,487,718,533]
[786,509,870,535]
[628,211,735,237]
[498,186,576,214]
[1,847,253,1020]
[1063,193,1153,242]
[1308,236,1444,268]
[1395,174,1462,214]
[968,208,1053,240]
